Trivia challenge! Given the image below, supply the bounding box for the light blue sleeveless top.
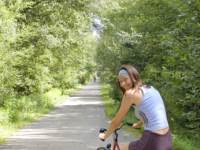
[135,85,169,132]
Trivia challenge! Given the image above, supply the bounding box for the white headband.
[118,69,129,77]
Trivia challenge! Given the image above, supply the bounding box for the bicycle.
[97,122,132,150]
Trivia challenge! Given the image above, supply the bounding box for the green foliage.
[0,0,97,121]
[93,0,200,148]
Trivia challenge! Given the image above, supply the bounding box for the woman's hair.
[117,64,143,94]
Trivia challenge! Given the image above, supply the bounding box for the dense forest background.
[0,0,96,126]
[0,0,199,149]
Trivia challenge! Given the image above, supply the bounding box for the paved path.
[0,82,135,150]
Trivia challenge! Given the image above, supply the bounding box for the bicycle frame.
[112,130,120,150]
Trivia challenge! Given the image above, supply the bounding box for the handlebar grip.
[99,128,107,141]
[126,122,133,126]
[99,128,107,133]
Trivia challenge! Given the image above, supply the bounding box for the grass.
[173,134,200,150]
[0,84,83,144]
[100,83,200,150]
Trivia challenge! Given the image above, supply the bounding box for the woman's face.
[118,75,133,91]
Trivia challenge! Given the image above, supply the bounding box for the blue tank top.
[135,85,169,132]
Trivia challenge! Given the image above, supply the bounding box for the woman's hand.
[132,120,143,129]
[99,133,106,141]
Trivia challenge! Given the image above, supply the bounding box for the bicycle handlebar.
[116,122,132,130]
[99,122,133,141]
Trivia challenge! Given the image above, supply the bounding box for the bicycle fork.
[112,131,120,150]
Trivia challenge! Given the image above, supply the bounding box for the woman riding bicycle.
[98,64,172,150]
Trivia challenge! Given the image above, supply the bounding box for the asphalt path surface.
[0,82,136,150]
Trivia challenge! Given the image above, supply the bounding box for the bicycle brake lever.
[107,143,111,149]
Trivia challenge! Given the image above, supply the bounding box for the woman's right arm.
[103,89,142,139]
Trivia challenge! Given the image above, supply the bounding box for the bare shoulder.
[124,89,134,98]
[124,89,142,104]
